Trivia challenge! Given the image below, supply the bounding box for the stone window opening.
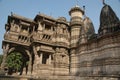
[51,55,53,60]
[63,28,66,33]
[21,36,24,42]
[47,35,51,40]
[43,34,46,39]
[45,24,51,31]
[21,26,29,34]
[62,55,65,58]
[42,54,49,64]
[52,27,55,31]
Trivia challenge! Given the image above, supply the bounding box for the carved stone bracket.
[8,47,15,54]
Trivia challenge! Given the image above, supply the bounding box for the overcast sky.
[0,0,120,54]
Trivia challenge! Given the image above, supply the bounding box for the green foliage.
[6,52,23,72]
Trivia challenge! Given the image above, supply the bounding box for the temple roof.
[10,13,35,23]
[99,5,119,29]
[34,13,57,22]
[83,17,95,35]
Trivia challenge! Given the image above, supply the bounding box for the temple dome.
[69,5,84,16]
[79,17,95,44]
[69,5,84,26]
[83,17,95,35]
[99,5,119,34]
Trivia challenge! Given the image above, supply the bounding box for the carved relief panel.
[55,23,70,46]
[10,20,20,32]
[54,48,69,64]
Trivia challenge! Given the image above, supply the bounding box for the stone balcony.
[4,32,31,45]
[4,32,19,42]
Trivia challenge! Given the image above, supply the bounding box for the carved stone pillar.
[33,26,35,32]
[40,53,43,64]
[33,46,37,61]
[25,50,32,75]
[49,54,51,64]
[33,46,39,71]
[1,44,9,70]
[27,27,29,32]
[43,23,45,30]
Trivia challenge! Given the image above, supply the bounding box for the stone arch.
[6,46,30,75]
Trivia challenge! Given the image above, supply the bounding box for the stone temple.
[1,3,120,80]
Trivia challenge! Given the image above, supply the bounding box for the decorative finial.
[83,6,85,11]
[76,0,79,6]
[83,6,86,19]
[75,0,80,7]
[83,6,85,14]
[11,12,13,15]
[102,0,106,5]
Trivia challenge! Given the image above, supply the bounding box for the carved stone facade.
[1,4,120,80]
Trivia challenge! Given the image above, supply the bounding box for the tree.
[6,52,23,73]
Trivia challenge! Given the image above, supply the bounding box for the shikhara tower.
[1,2,120,80]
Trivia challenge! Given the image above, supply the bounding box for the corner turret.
[69,5,84,26]
[69,5,84,47]
[69,5,84,75]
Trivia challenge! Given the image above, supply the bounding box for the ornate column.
[33,46,39,72]
[49,54,51,64]
[43,23,45,30]
[39,53,43,64]
[1,44,9,70]
[25,50,32,75]
[33,46,37,60]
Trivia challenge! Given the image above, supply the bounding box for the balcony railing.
[4,32,31,45]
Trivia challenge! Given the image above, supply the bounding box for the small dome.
[99,5,119,32]
[79,17,95,43]
[83,17,95,35]
[69,5,84,16]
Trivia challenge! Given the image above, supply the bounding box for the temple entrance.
[6,51,29,75]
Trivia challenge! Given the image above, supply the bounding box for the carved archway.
[5,47,30,75]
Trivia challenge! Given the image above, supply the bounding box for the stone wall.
[71,32,120,79]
